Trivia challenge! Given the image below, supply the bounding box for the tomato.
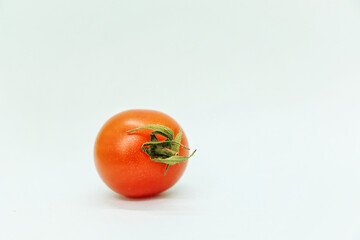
[94,109,195,198]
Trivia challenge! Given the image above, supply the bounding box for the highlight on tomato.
[94,109,196,198]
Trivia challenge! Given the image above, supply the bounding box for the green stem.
[153,146,177,157]
[127,124,196,176]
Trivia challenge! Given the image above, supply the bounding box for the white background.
[1,0,360,239]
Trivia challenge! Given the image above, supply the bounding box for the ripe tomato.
[94,109,194,198]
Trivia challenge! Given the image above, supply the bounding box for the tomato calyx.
[127,124,196,175]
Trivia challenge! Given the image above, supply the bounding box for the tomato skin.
[94,109,189,198]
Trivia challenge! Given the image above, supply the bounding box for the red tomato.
[94,109,192,198]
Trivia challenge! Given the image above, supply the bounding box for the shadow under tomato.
[115,190,174,201]
[104,186,195,214]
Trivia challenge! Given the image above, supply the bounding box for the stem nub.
[127,124,196,175]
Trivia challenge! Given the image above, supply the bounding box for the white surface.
[1,0,360,239]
